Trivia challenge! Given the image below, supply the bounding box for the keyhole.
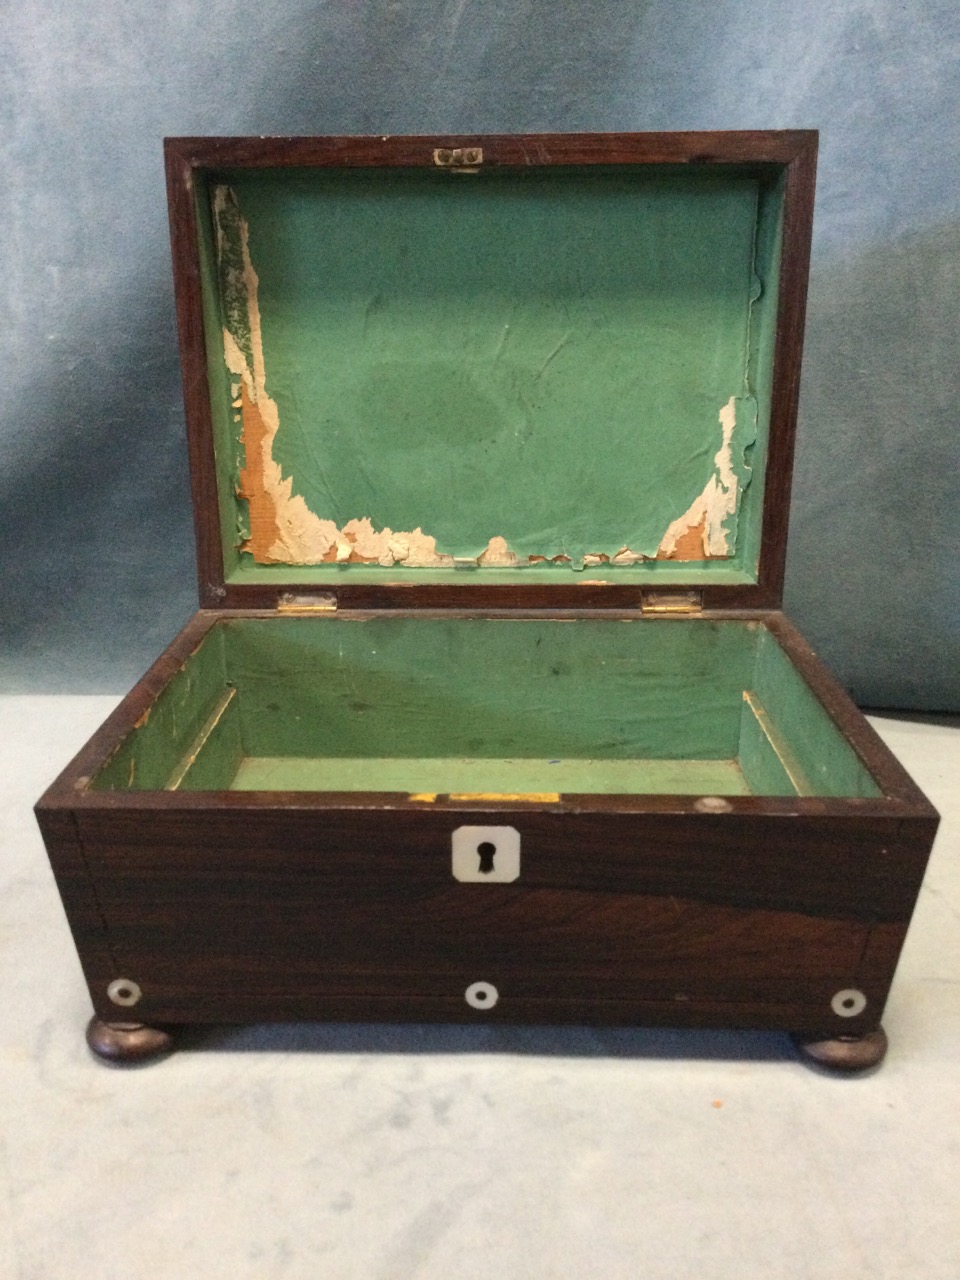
[477,841,497,874]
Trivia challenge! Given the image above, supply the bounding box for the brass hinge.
[277,592,338,614]
[433,146,483,172]
[641,589,703,615]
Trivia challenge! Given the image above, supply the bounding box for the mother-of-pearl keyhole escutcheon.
[451,826,521,883]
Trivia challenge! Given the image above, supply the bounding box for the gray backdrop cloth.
[2,0,958,709]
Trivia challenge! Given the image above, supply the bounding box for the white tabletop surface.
[1,696,957,1279]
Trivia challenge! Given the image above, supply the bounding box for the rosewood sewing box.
[35,132,939,1070]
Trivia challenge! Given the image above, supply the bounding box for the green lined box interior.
[92,618,881,798]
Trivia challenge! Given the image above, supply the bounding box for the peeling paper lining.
[215,185,456,568]
[657,396,741,560]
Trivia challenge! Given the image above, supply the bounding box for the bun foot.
[792,1026,888,1073]
[86,1017,174,1065]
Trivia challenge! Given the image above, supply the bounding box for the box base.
[83,1014,889,1074]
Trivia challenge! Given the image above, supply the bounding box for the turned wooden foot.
[792,1026,888,1073]
[86,1017,174,1065]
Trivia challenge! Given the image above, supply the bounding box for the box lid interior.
[171,134,816,606]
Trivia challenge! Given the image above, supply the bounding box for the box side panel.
[764,614,940,808]
[34,808,117,996]
[749,627,883,797]
[34,612,224,803]
[737,695,798,794]
[176,692,244,790]
[92,625,229,790]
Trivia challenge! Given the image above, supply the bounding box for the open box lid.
[164,132,817,612]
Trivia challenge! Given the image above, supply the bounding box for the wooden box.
[36,133,939,1070]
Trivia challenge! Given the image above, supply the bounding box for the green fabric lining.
[197,164,785,579]
[219,616,755,761]
[92,626,229,790]
[750,630,882,798]
[92,617,882,799]
[229,755,750,795]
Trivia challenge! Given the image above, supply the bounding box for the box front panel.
[73,805,925,1036]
